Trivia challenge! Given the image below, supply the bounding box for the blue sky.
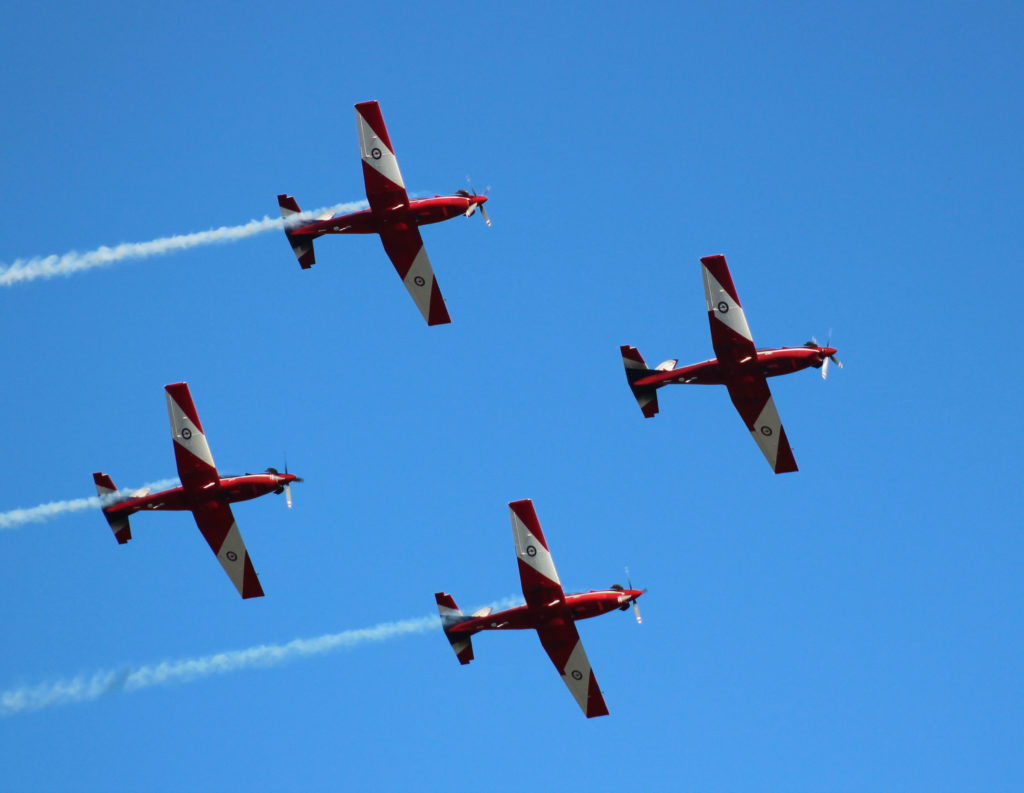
[1,1,1022,791]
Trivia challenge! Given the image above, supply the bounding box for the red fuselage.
[292,194,487,237]
[104,472,299,516]
[634,346,838,388]
[447,588,645,635]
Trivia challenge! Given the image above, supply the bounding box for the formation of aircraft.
[277,100,490,326]
[620,254,841,473]
[435,499,644,718]
[93,382,300,599]
[65,100,847,720]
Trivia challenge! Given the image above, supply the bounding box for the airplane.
[92,382,301,599]
[620,255,842,474]
[435,499,644,718]
[277,100,490,326]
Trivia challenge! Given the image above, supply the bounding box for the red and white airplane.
[277,100,490,326]
[620,255,842,474]
[92,382,301,599]
[435,499,644,719]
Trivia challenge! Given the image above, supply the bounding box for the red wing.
[165,383,220,492]
[509,500,565,610]
[726,377,798,474]
[191,500,264,599]
[701,255,758,366]
[536,621,610,718]
[378,226,451,326]
[355,101,410,214]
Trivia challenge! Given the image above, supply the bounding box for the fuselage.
[634,346,836,388]
[104,472,298,515]
[448,588,645,635]
[293,194,487,237]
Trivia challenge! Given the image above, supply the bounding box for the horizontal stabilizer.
[435,592,476,665]
[93,472,132,544]
[619,345,660,418]
[277,194,320,269]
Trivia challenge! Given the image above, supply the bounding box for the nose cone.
[823,346,837,357]
[279,472,302,484]
[475,194,488,205]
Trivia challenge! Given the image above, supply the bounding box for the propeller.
[612,569,645,624]
[805,333,843,380]
[626,567,644,624]
[266,460,303,508]
[460,178,492,226]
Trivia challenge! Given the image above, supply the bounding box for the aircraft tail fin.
[620,345,660,418]
[277,194,319,269]
[435,592,478,665]
[93,472,132,544]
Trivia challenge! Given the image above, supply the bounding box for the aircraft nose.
[476,194,488,204]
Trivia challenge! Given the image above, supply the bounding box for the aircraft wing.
[355,101,410,215]
[510,499,566,610]
[536,621,610,718]
[191,500,265,599]
[165,383,220,492]
[378,225,451,326]
[726,378,799,473]
[702,255,758,366]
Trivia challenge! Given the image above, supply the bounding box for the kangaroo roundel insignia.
[571,670,583,681]
[526,545,537,557]
[413,275,426,287]
[226,551,238,562]
[181,428,192,440]
[371,147,382,160]
[760,425,773,437]
[717,301,729,314]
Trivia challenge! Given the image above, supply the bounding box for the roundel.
[226,551,238,562]
[525,545,537,557]
[181,428,192,440]
[413,275,426,287]
[371,147,382,160]
[571,670,583,681]
[760,425,774,437]
[717,300,729,314]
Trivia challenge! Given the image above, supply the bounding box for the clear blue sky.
[1,2,1021,791]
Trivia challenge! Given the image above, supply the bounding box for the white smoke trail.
[0,597,522,716]
[0,478,180,530]
[0,200,366,286]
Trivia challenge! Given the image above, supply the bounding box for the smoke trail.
[0,597,522,716]
[0,200,366,286]
[0,478,180,530]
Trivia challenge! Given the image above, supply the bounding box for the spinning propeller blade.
[626,567,644,624]
[268,459,302,508]
[463,178,492,226]
[807,333,842,379]
[822,330,843,379]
